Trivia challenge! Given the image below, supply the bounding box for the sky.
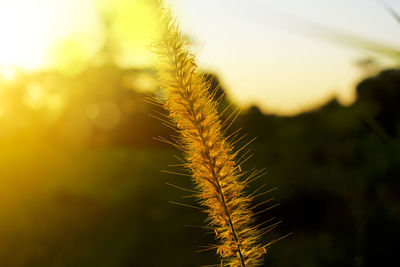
[0,0,399,115]
[173,0,400,114]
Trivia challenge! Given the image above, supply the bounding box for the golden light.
[86,102,121,130]
[24,83,45,109]
[0,0,103,71]
[98,0,161,67]
[0,67,17,82]
[0,0,55,70]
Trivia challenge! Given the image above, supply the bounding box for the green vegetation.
[0,1,399,266]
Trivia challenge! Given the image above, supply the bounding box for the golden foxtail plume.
[151,1,276,266]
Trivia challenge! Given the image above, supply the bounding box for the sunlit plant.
[150,1,284,266]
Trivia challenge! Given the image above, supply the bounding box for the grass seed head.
[152,1,272,266]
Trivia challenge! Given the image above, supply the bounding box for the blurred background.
[0,0,399,266]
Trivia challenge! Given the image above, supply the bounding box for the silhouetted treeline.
[1,53,399,266]
[236,69,400,267]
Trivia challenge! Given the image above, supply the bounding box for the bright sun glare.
[0,0,158,74]
[0,0,395,114]
[0,0,102,71]
[0,0,56,70]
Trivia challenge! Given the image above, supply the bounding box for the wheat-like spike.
[152,1,267,266]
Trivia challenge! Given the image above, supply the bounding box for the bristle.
[152,1,271,266]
